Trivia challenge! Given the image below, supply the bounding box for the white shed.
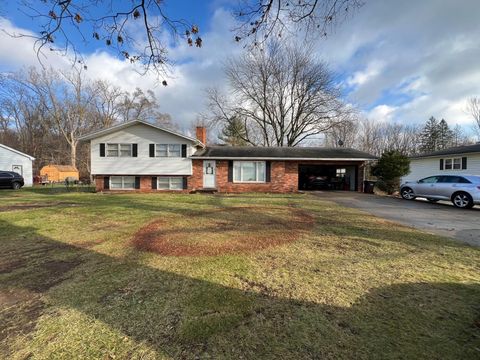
[0,144,35,186]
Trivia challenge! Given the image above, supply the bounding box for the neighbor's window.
[107,143,132,157]
[444,157,461,170]
[336,168,346,178]
[233,161,266,182]
[110,176,135,189]
[157,177,183,190]
[156,144,181,157]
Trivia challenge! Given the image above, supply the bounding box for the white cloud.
[366,104,397,123]
[321,0,480,131]
[1,1,480,135]
[347,61,384,87]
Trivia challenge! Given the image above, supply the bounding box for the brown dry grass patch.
[132,206,315,256]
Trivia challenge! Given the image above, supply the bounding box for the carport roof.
[411,143,480,159]
[192,146,377,160]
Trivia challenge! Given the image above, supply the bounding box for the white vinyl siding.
[110,176,135,189]
[156,144,181,157]
[233,161,266,183]
[157,177,183,190]
[401,153,480,184]
[90,123,195,176]
[107,143,132,157]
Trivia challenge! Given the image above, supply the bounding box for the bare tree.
[466,97,480,137]
[7,1,362,80]
[9,1,203,81]
[233,0,363,46]
[207,42,349,147]
[323,116,358,148]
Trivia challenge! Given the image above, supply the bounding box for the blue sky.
[1,0,479,136]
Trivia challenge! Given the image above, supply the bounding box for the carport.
[298,163,358,191]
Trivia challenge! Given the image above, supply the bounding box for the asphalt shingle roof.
[411,143,480,158]
[192,146,376,160]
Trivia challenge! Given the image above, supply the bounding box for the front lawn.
[0,189,479,359]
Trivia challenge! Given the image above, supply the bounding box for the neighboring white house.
[402,143,480,183]
[0,143,35,186]
[79,120,204,191]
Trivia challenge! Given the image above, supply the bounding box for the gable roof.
[43,165,78,172]
[0,143,35,161]
[78,120,203,146]
[411,143,480,159]
[192,146,376,160]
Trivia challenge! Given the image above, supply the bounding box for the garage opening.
[298,164,357,191]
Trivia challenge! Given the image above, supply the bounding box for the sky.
[0,0,479,136]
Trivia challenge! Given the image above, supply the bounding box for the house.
[0,143,35,186]
[40,165,79,183]
[79,120,376,193]
[402,143,480,183]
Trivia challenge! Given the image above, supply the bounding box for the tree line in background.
[0,67,173,178]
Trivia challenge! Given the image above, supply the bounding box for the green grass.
[0,188,479,359]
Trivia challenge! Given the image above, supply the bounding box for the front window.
[444,157,461,170]
[233,161,266,182]
[336,168,346,178]
[107,143,132,157]
[157,177,183,190]
[110,176,135,189]
[156,144,181,157]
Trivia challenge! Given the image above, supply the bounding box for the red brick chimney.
[196,126,207,145]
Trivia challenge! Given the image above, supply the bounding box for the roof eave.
[191,156,376,161]
[78,120,204,147]
[410,150,480,160]
[0,144,35,160]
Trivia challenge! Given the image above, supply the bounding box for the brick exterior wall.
[94,160,367,193]
[189,159,366,193]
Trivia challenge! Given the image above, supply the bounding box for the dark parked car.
[0,171,25,190]
[305,175,334,190]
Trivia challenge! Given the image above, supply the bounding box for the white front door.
[203,160,216,188]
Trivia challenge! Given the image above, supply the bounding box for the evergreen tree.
[419,116,439,153]
[218,117,248,146]
[437,119,454,149]
[371,150,411,194]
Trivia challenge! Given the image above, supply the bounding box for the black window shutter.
[149,144,155,157]
[103,176,109,189]
[183,177,188,189]
[181,144,187,157]
[439,159,444,170]
[265,161,271,182]
[151,176,157,189]
[135,176,141,189]
[132,144,138,157]
[462,157,467,170]
[228,161,233,182]
[100,143,105,157]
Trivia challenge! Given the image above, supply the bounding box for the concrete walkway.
[313,191,480,247]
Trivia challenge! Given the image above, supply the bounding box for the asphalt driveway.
[314,191,480,247]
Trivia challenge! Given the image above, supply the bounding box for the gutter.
[191,157,376,161]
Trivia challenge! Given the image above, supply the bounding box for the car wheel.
[11,182,21,190]
[401,187,416,200]
[451,192,473,209]
[427,198,439,203]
